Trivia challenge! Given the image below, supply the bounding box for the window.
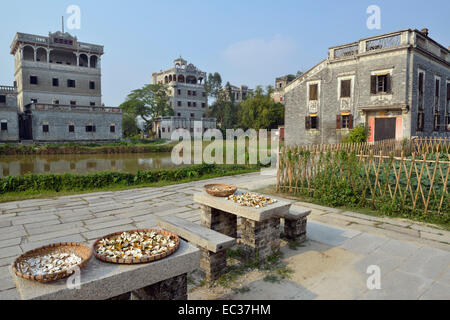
[42,124,49,133]
[193,102,197,107]
[434,78,440,131]
[188,102,191,107]
[31,98,38,104]
[202,103,206,108]
[67,79,76,88]
[162,128,166,133]
[202,92,206,97]
[177,89,181,95]
[193,91,196,96]
[309,84,318,101]
[0,95,6,103]
[188,90,191,96]
[89,81,95,90]
[370,74,391,94]
[418,71,425,110]
[53,100,60,105]
[336,114,353,129]
[190,113,194,118]
[52,78,59,87]
[1,121,7,131]
[69,125,75,133]
[86,124,96,132]
[446,82,450,131]
[30,76,38,85]
[110,125,116,133]
[70,100,76,105]
[90,102,96,106]
[177,113,181,117]
[417,110,424,132]
[305,116,318,130]
[340,80,351,98]
[177,101,182,107]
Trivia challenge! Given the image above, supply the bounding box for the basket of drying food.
[93,229,180,264]
[203,184,237,197]
[12,242,92,283]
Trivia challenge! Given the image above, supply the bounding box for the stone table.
[12,240,199,300]
[193,190,292,261]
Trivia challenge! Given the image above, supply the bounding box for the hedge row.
[0,143,173,155]
[0,164,258,194]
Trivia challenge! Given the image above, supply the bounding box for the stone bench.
[278,206,311,242]
[157,215,235,281]
[12,239,199,300]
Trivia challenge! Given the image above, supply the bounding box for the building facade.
[0,85,19,142]
[153,116,217,140]
[152,57,216,140]
[218,84,251,103]
[271,75,296,104]
[284,28,450,146]
[1,30,122,143]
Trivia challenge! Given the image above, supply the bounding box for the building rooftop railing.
[30,103,121,113]
[0,85,17,93]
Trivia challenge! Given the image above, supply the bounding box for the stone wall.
[0,107,19,142]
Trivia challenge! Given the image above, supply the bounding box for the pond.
[0,153,180,177]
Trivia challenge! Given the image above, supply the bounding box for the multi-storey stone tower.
[10,31,103,111]
[152,57,207,119]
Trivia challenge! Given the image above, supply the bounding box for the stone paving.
[0,172,449,300]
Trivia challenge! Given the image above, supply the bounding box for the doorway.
[374,118,396,141]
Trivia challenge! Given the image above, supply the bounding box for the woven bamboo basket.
[203,184,237,197]
[93,229,180,264]
[12,242,92,283]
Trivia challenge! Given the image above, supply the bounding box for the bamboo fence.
[277,138,450,215]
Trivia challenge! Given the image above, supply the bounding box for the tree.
[296,71,304,78]
[205,72,222,100]
[122,113,140,138]
[238,86,284,130]
[120,83,173,132]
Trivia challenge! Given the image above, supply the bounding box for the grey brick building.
[0,85,19,142]
[4,30,122,143]
[284,28,450,146]
[152,57,216,140]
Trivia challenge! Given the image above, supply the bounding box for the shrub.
[344,125,369,143]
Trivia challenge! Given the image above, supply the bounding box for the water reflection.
[0,153,180,177]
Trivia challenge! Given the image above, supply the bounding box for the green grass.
[0,166,259,203]
[258,186,450,231]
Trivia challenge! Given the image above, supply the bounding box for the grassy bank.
[0,164,260,203]
[0,140,176,155]
[259,187,450,230]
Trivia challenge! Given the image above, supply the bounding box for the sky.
[0,0,448,107]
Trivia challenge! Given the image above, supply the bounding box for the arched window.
[169,75,172,82]
[79,54,88,67]
[36,48,47,62]
[23,46,34,61]
[165,76,169,84]
[90,55,98,68]
[178,75,185,83]
[186,76,197,84]
[173,75,177,82]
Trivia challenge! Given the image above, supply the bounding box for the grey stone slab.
[0,246,22,259]
[358,270,434,300]
[20,234,86,252]
[353,250,405,277]
[0,274,16,291]
[23,219,61,230]
[340,233,390,255]
[0,238,22,249]
[134,219,158,229]
[437,267,450,285]
[378,224,420,237]
[81,224,137,241]
[0,256,15,267]
[14,240,200,300]
[374,239,422,258]
[194,190,291,222]
[420,231,450,244]
[398,247,450,280]
[154,206,192,217]
[0,288,19,300]
[88,204,132,214]
[11,214,59,226]
[410,223,449,235]
[419,282,450,300]
[25,221,84,236]
[307,221,361,246]
[84,219,134,231]
[0,220,11,228]
[26,228,87,243]
[60,214,95,223]
[280,206,311,220]
[157,216,235,253]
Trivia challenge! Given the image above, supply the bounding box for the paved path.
[0,172,449,300]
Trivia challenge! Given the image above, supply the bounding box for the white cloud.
[220,35,299,87]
